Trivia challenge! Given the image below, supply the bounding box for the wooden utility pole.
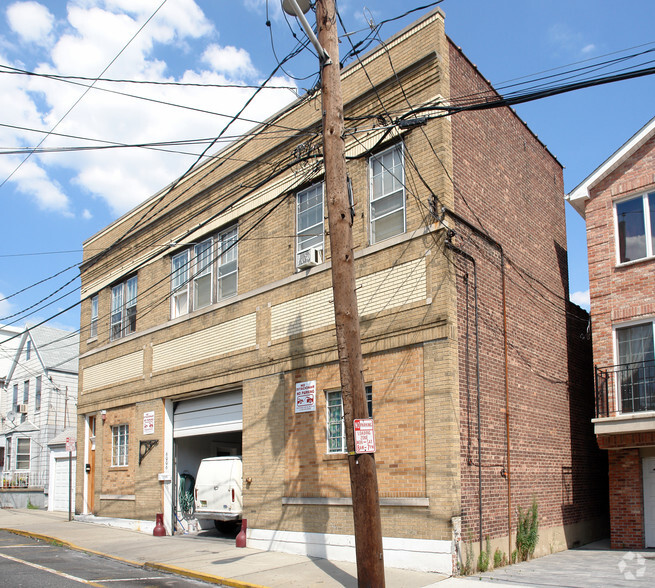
[315,1,385,585]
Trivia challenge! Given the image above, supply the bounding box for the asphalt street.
[0,530,223,588]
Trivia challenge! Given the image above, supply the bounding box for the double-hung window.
[15,438,30,470]
[370,144,405,244]
[171,228,237,319]
[218,226,238,300]
[171,250,190,318]
[194,238,214,309]
[615,322,655,413]
[90,295,98,338]
[296,183,324,267]
[111,276,137,340]
[112,424,129,467]
[326,385,373,454]
[615,191,655,263]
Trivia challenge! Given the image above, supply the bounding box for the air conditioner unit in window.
[297,247,322,270]
[17,404,28,414]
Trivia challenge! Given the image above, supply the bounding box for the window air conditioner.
[297,247,322,270]
[17,404,28,414]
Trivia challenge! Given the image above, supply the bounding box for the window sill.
[110,466,129,470]
[323,453,347,461]
[615,255,655,269]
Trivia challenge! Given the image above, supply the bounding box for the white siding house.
[0,324,78,508]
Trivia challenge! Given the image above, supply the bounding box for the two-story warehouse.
[75,9,606,574]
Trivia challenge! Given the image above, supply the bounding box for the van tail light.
[232,488,235,502]
[194,488,198,501]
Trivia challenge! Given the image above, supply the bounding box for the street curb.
[146,561,270,588]
[1,528,268,588]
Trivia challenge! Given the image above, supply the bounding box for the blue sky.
[0,0,653,333]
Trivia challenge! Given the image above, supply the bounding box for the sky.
[0,0,653,336]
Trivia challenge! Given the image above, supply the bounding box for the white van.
[194,456,242,530]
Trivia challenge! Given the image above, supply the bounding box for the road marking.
[0,544,50,549]
[0,552,104,586]
[95,577,165,582]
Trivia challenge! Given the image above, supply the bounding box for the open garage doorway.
[172,390,242,534]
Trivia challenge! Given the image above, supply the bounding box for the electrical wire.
[0,0,170,191]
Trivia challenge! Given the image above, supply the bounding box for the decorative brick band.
[597,431,655,449]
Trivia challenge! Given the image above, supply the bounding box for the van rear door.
[195,456,242,520]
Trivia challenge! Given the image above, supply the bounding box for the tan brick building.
[77,9,605,574]
[568,116,655,549]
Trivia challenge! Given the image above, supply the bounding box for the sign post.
[65,436,75,521]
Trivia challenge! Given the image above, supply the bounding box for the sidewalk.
[0,508,454,587]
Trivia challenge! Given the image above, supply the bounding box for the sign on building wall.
[295,381,316,413]
[143,411,155,435]
[354,419,376,454]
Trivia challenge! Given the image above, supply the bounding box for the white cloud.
[82,208,92,220]
[547,24,597,58]
[202,44,257,78]
[2,1,297,218]
[570,289,590,310]
[6,1,54,45]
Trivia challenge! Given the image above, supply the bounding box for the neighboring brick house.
[76,9,605,574]
[567,116,655,549]
[0,324,78,509]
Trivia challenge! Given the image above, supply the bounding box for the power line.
[0,63,299,93]
[0,0,170,191]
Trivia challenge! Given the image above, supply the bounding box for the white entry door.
[644,457,655,548]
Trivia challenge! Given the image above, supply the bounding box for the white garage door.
[53,456,76,512]
[173,390,242,438]
[644,457,655,548]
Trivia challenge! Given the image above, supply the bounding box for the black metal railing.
[595,359,655,418]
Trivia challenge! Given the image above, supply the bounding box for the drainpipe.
[446,240,483,554]
[444,207,512,557]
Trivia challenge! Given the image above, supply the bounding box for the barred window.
[111,424,129,467]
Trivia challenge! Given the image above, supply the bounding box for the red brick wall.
[584,136,655,406]
[449,39,607,545]
[608,449,645,549]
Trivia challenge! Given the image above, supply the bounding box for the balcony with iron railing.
[594,359,655,436]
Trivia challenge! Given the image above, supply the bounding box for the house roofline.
[566,115,655,219]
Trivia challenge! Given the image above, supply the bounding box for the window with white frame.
[194,238,214,309]
[326,390,345,453]
[615,321,655,413]
[26,340,31,360]
[111,424,129,467]
[12,383,18,412]
[15,438,30,470]
[111,276,137,340]
[170,228,237,319]
[369,144,405,244]
[35,376,41,412]
[326,385,373,454]
[615,191,655,263]
[218,226,238,299]
[90,295,98,338]
[296,182,324,267]
[171,250,190,318]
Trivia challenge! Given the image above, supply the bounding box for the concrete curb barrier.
[1,527,268,588]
